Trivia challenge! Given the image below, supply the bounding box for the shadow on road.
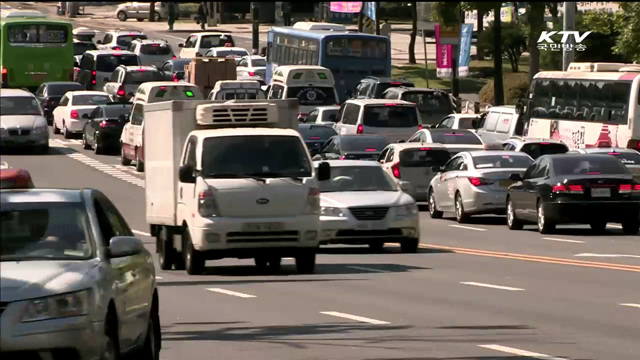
[319,246,454,255]
[440,216,507,226]
[157,278,363,287]
[1,146,75,157]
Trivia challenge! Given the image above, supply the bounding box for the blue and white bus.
[266,23,391,102]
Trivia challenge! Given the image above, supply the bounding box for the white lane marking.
[448,224,487,231]
[543,237,585,244]
[320,311,390,325]
[620,303,640,309]
[575,253,640,258]
[346,266,389,273]
[608,224,623,229]
[155,276,163,280]
[206,288,256,298]
[461,282,525,291]
[133,230,151,236]
[62,148,146,188]
[479,344,567,360]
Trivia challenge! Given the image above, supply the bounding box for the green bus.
[1,18,74,91]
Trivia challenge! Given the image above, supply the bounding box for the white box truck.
[144,99,331,275]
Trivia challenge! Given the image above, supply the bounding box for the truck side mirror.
[179,164,196,183]
[317,161,331,181]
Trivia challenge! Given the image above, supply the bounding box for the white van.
[207,80,266,100]
[475,105,525,145]
[267,65,339,121]
[177,32,235,59]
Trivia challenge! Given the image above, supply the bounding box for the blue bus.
[266,26,391,102]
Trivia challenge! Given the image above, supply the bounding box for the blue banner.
[458,23,474,77]
[362,2,376,21]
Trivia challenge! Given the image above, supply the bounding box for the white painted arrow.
[575,253,640,258]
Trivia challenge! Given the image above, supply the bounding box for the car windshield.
[607,151,640,166]
[363,105,418,127]
[96,54,140,72]
[520,143,569,159]
[140,43,172,55]
[200,35,234,48]
[341,136,390,152]
[202,135,312,178]
[456,117,477,129]
[430,131,482,145]
[0,202,94,261]
[287,87,337,106]
[104,105,133,118]
[403,91,453,117]
[216,50,248,58]
[116,34,147,47]
[473,155,533,169]
[299,125,337,141]
[553,156,630,175]
[124,70,164,84]
[73,41,97,55]
[73,95,110,106]
[47,83,84,96]
[400,148,451,168]
[0,96,42,116]
[251,58,266,67]
[318,166,397,192]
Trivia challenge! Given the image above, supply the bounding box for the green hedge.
[479,72,530,106]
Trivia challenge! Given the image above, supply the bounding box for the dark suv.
[351,77,415,99]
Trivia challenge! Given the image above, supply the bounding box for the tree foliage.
[583,3,640,63]
[478,22,527,72]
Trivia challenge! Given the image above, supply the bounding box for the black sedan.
[82,102,132,154]
[313,134,391,161]
[298,124,337,156]
[506,154,640,235]
[159,58,191,82]
[34,82,84,124]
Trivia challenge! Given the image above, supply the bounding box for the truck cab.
[145,99,330,275]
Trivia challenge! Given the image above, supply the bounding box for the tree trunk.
[493,7,504,106]
[358,12,364,32]
[476,11,484,60]
[409,2,417,64]
[149,2,155,21]
[528,3,545,81]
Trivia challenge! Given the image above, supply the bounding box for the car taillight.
[172,73,179,82]
[113,46,121,50]
[100,121,116,128]
[634,185,640,191]
[568,185,584,193]
[198,190,219,217]
[418,124,423,130]
[552,184,583,194]
[248,71,255,76]
[91,70,96,85]
[391,162,401,179]
[384,103,397,106]
[620,184,632,194]
[303,188,320,214]
[70,110,79,119]
[1,68,7,84]
[117,85,125,97]
[172,55,176,59]
[627,139,640,151]
[356,124,364,134]
[340,155,345,160]
[468,177,493,186]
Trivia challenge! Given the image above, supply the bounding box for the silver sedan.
[428,151,534,223]
[0,189,160,360]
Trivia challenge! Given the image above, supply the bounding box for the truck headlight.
[395,203,419,219]
[21,289,90,323]
[321,206,344,217]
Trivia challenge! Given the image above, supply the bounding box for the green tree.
[478,21,527,72]
[586,3,640,63]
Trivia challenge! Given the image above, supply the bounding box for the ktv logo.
[537,31,592,52]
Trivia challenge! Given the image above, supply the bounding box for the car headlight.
[21,289,90,323]
[32,126,48,134]
[321,206,344,217]
[395,203,419,218]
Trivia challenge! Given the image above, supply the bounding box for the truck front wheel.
[182,229,205,275]
[157,227,175,271]
[295,251,316,274]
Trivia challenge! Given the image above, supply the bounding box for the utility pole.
[374,2,381,35]
[149,2,156,22]
[251,2,260,55]
[492,4,504,106]
[562,1,576,71]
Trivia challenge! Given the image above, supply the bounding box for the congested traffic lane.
[3,127,640,360]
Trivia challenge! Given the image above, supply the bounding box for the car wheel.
[94,139,104,155]
[506,198,524,230]
[138,307,161,360]
[589,221,607,234]
[537,201,555,234]
[117,11,127,21]
[368,242,384,252]
[621,219,639,235]
[454,193,469,223]
[53,120,61,134]
[39,143,49,154]
[157,227,175,271]
[135,148,144,172]
[428,189,443,219]
[102,311,120,360]
[120,144,132,165]
[400,238,419,253]
[82,132,91,149]
[137,18,145,22]
[62,122,72,139]
[295,250,316,274]
[183,229,205,275]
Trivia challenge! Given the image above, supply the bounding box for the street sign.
[439,24,460,45]
[416,2,435,31]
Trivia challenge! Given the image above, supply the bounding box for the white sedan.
[315,160,420,253]
[52,91,111,139]
[203,47,250,63]
[236,55,266,81]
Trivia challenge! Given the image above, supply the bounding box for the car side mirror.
[317,161,331,181]
[431,165,442,173]
[509,173,523,182]
[81,113,90,119]
[398,180,413,193]
[96,40,103,44]
[108,236,144,258]
[178,43,184,48]
[179,164,196,183]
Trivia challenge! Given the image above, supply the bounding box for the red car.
[0,166,34,189]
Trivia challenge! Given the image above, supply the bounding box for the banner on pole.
[435,24,453,78]
[330,2,362,13]
[436,23,474,78]
[362,2,376,21]
[458,23,473,77]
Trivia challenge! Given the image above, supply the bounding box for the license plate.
[242,222,285,232]
[499,180,513,187]
[591,188,611,198]
[356,221,386,230]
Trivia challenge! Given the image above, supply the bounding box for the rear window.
[403,91,453,116]
[199,35,234,48]
[47,83,84,96]
[457,117,477,129]
[375,82,414,97]
[520,143,569,159]
[251,58,267,67]
[201,135,311,178]
[170,60,190,72]
[287,87,337,106]
[7,24,68,44]
[609,151,640,166]
[0,96,41,116]
[140,43,172,55]
[299,125,337,141]
[341,137,390,152]
[215,50,248,58]
[400,148,451,168]
[153,86,199,100]
[473,155,533,169]
[73,94,110,106]
[321,109,339,122]
[103,105,133,118]
[96,55,140,72]
[73,41,97,55]
[116,34,148,47]
[124,70,164,84]
[430,131,482,145]
[553,156,630,175]
[363,105,418,128]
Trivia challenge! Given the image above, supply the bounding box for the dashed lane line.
[479,344,567,360]
[206,288,257,298]
[620,303,640,309]
[320,311,390,325]
[448,224,487,231]
[575,253,640,259]
[461,282,525,291]
[543,237,585,244]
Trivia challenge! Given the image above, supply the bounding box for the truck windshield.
[201,135,312,179]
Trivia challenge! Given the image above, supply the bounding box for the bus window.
[8,24,68,44]
[287,87,337,106]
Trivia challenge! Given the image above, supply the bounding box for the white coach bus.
[520,62,640,151]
